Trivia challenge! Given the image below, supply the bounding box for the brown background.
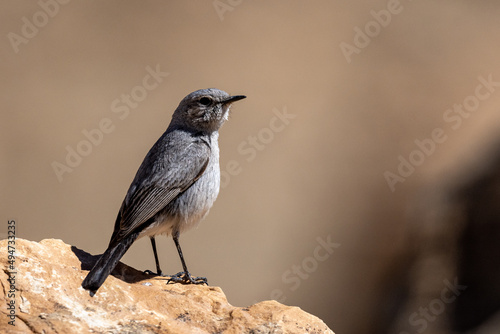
[2,1,500,333]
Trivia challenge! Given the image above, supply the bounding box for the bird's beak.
[223,95,246,104]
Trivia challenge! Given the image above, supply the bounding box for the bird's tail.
[82,232,138,292]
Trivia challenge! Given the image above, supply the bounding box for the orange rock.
[0,239,334,334]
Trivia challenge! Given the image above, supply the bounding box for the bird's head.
[171,88,246,133]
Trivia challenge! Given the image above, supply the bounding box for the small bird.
[82,88,246,293]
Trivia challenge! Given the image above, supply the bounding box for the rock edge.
[0,238,334,334]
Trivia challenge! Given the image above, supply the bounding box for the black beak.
[223,95,246,104]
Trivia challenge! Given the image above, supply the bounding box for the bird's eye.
[199,97,212,106]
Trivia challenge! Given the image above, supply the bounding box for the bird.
[81,88,246,293]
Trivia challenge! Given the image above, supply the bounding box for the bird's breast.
[143,147,220,237]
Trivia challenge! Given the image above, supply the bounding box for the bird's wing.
[110,137,211,243]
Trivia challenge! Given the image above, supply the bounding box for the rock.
[0,238,334,334]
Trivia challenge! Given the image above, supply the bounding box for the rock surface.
[0,238,334,334]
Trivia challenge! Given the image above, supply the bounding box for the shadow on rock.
[71,245,155,284]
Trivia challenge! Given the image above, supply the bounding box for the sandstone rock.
[0,239,334,334]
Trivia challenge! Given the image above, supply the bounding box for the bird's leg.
[143,237,163,276]
[166,231,208,285]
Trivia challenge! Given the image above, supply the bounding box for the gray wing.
[110,136,211,243]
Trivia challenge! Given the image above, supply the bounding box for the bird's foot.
[143,269,162,276]
[166,271,208,285]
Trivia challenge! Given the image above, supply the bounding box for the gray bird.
[82,88,246,293]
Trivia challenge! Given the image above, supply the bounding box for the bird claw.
[143,269,162,276]
[166,271,208,285]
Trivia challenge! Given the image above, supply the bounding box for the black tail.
[82,232,139,292]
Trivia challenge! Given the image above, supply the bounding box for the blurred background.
[2,1,500,333]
